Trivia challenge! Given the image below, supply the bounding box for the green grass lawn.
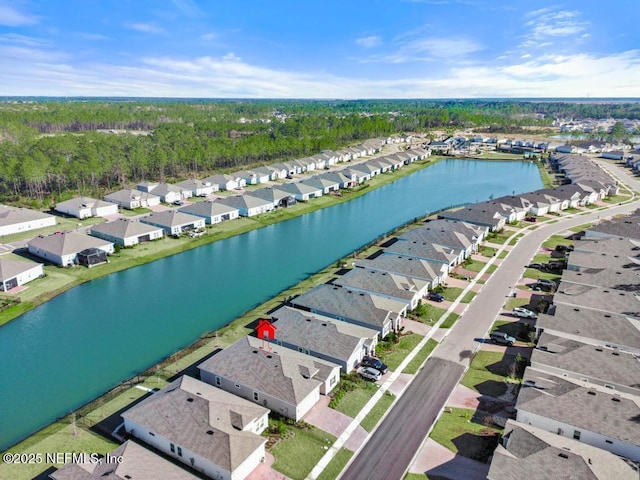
[461,291,476,303]
[429,407,501,462]
[504,297,529,310]
[478,246,497,257]
[463,259,487,273]
[316,448,354,480]
[461,350,524,397]
[330,377,379,418]
[403,339,438,374]
[486,232,510,245]
[542,234,574,249]
[360,391,396,432]
[498,250,508,259]
[602,194,631,203]
[569,223,594,232]
[0,422,117,480]
[0,215,105,244]
[508,233,524,246]
[409,303,447,324]
[440,312,460,329]
[378,333,424,371]
[522,268,561,281]
[271,426,337,480]
[441,286,464,302]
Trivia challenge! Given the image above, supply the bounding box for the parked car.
[173,199,184,206]
[490,331,516,346]
[527,262,543,269]
[513,307,537,319]
[555,244,574,253]
[357,366,382,382]
[524,216,537,222]
[427,292,444,302]
[360,356,388,374]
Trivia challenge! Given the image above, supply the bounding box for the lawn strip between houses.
[360,391,396,432]
[316,448,354,480]
[403,339,438,374]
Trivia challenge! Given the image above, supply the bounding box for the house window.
[215,376,221,386]
[330,376,337,386]
[573,430,581,440]
[177,447,182,457]
[276,339,282,346]
[253,392,259,401]
[170,443,175,453]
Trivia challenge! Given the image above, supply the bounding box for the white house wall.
[14,264,44,286]
[516,408,640,462]
[0,216,57,236]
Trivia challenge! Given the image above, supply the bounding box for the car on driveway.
[512,307,537,319]
[357,366,382,382]
[427,292,444,302]
[360,356,388,374]
[490,331,516,346]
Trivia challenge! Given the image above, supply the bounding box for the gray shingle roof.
[398,222,475,250]
[488,420,638,480]
[104,189,160,204]
[50,440,198,480]
[178,200,239,217]
[218,194,272,210]
[122,376,267,472]
[531,332,640,391]
[141,210,203,228]
[438,202,504,229]
[198,336,338,405]
[333,267,427,304]
[355,254,442,283]
[55,196,117,211]
[517,369,640,446]
[90,218,162,240]
[553,282,640,318]
[269,306,377,364]
[0,205,55,226]
[28,232,112,256]
[290,284,406,331]
[385,240,458,264]
[587,216,640,241]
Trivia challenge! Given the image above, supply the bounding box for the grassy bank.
[0,157,445,327]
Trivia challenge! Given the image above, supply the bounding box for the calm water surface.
[0,159,543,449]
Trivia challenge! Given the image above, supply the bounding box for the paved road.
[341,358,465,480]
[341,159,640,480]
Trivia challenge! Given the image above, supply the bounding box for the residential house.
[217,195,275,217]
[491,195,533,220]
[382,154,406,171]
[536,304,640,355]
[198,336,340,421]
[0,258,44,291]
[289,284,407,338]
[202,174,245,191]
[137,182,192,203]
[253,166,280,181]
[520,191,563,215]
[332,267,428,310]
[50,440,199,480]
[0,205,57,236]
[552,282,640,318]
[277,182,323,201]
[438,203,506,231]
[266,164,289,180]
[398,220,483,259]
[55,196,118,219]
[231,170,262,185]
[318,171,355,189]
[104,189,161,209]
[584,214,640,241]
[384,240,460,271]
[175,178,218,197]
[341,167,370,184]
[28,231,114,267]
[516,369,640,462]
[303,176,340,194]
[487,420,639,480]
[265,306,379,372]
[178,200,241,224]
[140,211,205,236]
[531,332,640,395]
[90,218,164,247]
[122,375,269,480]
[354,253,446,287]
[271,162,298,177]
[247,187,296,208]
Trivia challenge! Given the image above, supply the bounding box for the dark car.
[427,292,445,302]
[360,356,388,374]
[524,216,537,222]
[555,244,574,253]
[527,262,544,269]
[490,331,516,346]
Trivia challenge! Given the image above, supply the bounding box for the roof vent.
[612,352,619,356]
[604,314,611,318]
[187,398,194,402]
[558,453,569,459]
[206,430,214,435]
[587,391,596,396]
[253,350,258,354]
[612,397,621,402]
[322,323,327,326]
[360,293,365,296]
[266,355,273,359]
[573,308,580,312]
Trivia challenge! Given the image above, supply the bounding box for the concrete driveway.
[303,396,368,452]
[409,438,490,480]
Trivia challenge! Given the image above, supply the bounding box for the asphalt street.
[341,159,640,480]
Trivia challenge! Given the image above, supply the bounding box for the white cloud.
[360,35,483,63]
[201,32,217,41]
[0,33,49,48]
[355,36,382,48]
[525,9,589,40]
[0,2,39,27]
[75,32,111,41]
[170,0,201,17]
[126,23,165,34]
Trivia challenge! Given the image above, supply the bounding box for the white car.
[513,307,537,319]
[357,366,382,382]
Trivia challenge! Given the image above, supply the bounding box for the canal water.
[0,159,543,450]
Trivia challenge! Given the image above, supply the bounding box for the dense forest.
[0,98,638,207]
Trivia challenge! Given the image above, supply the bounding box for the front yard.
[271,423,337,480]
[460,350,526,397]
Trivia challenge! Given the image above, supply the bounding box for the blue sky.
[0,0,638,98]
